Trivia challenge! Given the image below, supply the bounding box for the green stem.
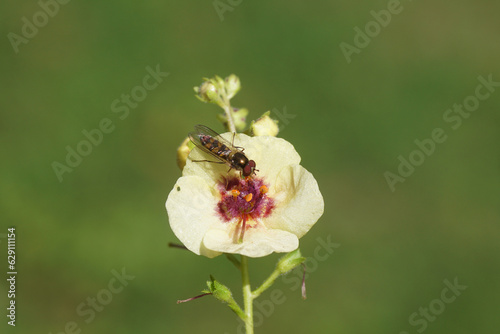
[223,103,236,133]
[251,268,281,299]
[241,255,254,334]
[220,88,236,133]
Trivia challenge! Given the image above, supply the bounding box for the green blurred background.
[1,0,499,333]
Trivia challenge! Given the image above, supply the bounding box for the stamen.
[260,185,268,194]
[238,215,247,243]
[244,193,253,202]
[231,189,240,199]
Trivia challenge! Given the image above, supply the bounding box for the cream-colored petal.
[265,164,324,238]
[166,176,222,258]
[237,134,301,185]
[203,228,299,258]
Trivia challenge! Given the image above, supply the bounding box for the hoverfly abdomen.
[199,134,231,159]
[189,125,257,178]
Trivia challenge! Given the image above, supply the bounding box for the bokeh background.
[1,1,499,333]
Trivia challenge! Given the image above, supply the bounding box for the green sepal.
[206,275,233,303]
[206,275,245,319]
[277,248,306,274]
[225,253,241,270]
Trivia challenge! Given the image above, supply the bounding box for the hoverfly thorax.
[188,125,257,178]
[230,152,256,177]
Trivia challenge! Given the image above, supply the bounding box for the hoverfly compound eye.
[242,160,256,177]
[243,165,251,176]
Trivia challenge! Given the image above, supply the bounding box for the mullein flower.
[166,132,324,258]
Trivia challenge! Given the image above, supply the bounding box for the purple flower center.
[216,177,275,242]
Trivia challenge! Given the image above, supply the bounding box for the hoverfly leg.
[230,133,245,151]
[227,166,244,179]
[231,132,235,146]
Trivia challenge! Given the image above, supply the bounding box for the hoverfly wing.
[193,124,234,148]
[188,125,228,163]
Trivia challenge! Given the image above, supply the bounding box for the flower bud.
[194,80,221,104]
[249,111,279,136]
[225,74,241,99]
[277,248,305,274]
[206,275,234,304]
[176,137,193,170]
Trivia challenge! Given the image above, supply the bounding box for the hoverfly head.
[243,160,257,177]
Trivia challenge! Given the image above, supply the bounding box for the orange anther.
[231,189,240,199]
[244,193,253,202]
[259,185,268,194]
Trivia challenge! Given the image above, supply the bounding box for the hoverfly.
[188,125,257,177]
